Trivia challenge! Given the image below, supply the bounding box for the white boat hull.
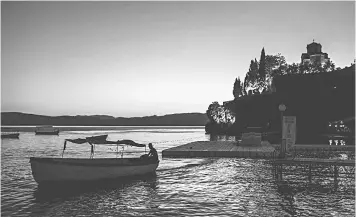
[35,126,60,135]
[30,157,159,184]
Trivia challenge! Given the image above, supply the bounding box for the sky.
[1,1,355,117]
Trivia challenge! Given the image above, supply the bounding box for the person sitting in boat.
[147,143,158,161]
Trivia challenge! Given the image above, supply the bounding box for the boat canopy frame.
[61,135,147,158]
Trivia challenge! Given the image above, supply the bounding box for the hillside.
[1,112,209,126]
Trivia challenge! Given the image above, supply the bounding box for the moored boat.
[30,135,159,185]
[30,157,159,185]
[35,126,59,135]
[1,132,20,139]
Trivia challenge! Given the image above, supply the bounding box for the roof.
[307,42,322,47]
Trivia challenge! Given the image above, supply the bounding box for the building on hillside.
[216,64,355,143]
[301,40,330,64]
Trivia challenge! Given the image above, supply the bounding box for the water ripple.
[1,129,354,216]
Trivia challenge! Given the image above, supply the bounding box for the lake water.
[1,127,355,216]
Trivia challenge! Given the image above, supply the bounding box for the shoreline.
[1,125,205,132]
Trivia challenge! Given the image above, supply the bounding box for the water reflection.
[276,181,298,216]
[274,180,353,216]
[33,173,158,202]
[2,129,354,216]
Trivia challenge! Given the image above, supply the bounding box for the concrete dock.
[162,141,276,158]
[273,157,355,166]
[162,141,355,159]
[280,144,355,151]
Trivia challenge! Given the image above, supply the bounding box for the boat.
[30,135,159,185]
[35,125,59,135]
[85,134,108,142]
[1,132,20,139]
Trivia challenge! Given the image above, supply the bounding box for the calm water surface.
[1,127,355,216]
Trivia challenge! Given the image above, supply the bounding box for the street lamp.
[279,103,286,158]
[279,103,286,130]
[279,103,286,113]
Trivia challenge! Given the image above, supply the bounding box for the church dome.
[307,41,322,54]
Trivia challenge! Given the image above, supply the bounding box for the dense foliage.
[205,102,236,134]
[233,77,242,99]
[206,48,355,135]
[240,48,338,95]
[206,102,235,125]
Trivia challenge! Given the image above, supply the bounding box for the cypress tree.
[233,77,241,99]
[257,47,267,91]
[258,47,266,81]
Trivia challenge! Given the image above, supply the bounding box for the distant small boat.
[1,132,20,139]
[35,126,59,135]
[86,134,108,142]
[30,135,159,185]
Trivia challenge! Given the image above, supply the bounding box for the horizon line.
[0,111,207,119]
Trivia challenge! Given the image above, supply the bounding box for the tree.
[244,59,259,92]
[255,53,288,92]
[253,89,260,95]
[266,53,288,77]
[206,102,220,123]
[224,107,236,124]
[322,60,335,72]
[233,77,242,99]
[299,60,336,74]
[299,62,310,74]
[243,74,249,95]
[241,81,247,96]
[244,52,290,94]
[258,47,266,82]
[286,63,299,75]
[240,50,338,97]
[206,102,235,125]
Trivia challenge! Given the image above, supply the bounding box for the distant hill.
[1,112,209,126]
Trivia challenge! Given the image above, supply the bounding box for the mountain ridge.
[1,112,209,126]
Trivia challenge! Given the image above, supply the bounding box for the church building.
[301,40,330,64]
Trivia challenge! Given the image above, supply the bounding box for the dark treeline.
[1,112,209,126]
